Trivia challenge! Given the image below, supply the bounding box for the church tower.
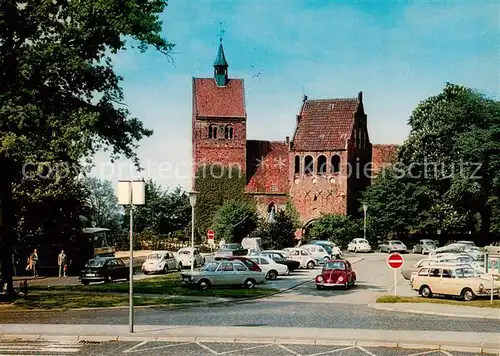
[192,40,247,186]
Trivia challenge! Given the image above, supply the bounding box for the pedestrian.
[58,249,68,277]
[30,249,39,277]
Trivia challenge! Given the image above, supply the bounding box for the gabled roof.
[292,97,360,151]
[193,78,246,118]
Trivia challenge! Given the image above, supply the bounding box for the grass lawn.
[29,272,281,299]
[1,292,196,310]
[376,295,500,308]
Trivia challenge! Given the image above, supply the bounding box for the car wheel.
[266,270,278,280]
[462,288,475,301]
[316,285,323,290]
[164,265,169,274]
[285,269,290,276]
[244,278,256,289]
[82,280,90,286]
[202,258,205,265]
[104,275,112,284]
[177,263,182,271]
[420,285,432,298]
[198,279,211,290]
[307,261,315,269]
[344,282,349,290]
[323,256,329,263]
[193,261,197,268]
[412,247,416,254]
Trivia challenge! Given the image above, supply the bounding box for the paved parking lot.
[0,340,488,355]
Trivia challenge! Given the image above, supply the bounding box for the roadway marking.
[0,341,81,354]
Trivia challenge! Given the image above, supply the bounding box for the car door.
[233,261,250,283]
[165,252,175,269]
[115,259,127,279]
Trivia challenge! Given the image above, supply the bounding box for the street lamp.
[362,203,368,240]
[117,178,145,334]
[189,191,198,272]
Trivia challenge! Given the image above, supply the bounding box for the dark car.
[214,243,248,259]
[79,257,129,285]
[221,256,262,272]
[260,251,300,272]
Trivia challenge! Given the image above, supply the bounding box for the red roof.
[193,78,246,118]
[292,98,360,151]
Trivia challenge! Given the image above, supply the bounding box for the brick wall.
[246,140,289,193]
[248,193,289,219]
[289,150,349,224]
[372,144,399,178]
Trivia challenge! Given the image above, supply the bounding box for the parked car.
[411,264,500,301]
[79,257,128,285]
[401,258,433,280]
[301,244,331,263]
[315,259,356,290]
[214,243,248,259]
[379,240,407,253]
[142,251,180,274]
[176,247,205,269]
[180,260,266,290]
[260,250,300,271]
[248,255,289,279]
[347,238,372,253]
[283,247,317,269]
[485,241,500,255]
[456,240,476,247]
[309,240,343,258]
[223,256,262,272]
[412,239,437,254]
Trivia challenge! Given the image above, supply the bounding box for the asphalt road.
[0,339,488,355]
[1,253,497,333]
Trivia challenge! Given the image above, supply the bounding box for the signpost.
[387,252,404,296]
[207,229,215,249]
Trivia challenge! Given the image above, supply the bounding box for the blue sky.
[91,0,499,191]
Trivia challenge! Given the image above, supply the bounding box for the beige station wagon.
[411,264,500,301]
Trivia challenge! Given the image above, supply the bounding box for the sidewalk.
[368,302,500,320]
[0,325,498,353]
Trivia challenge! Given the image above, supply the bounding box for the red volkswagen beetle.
[315,259,356,290]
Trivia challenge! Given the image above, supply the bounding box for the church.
[192,41,397,236]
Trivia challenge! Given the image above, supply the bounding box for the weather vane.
[218,22,225,42]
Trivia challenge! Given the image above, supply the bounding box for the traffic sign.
[207,229,215,240]
[387,252,404,269]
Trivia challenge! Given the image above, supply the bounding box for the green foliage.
[252,210,296,250]
[284,199,301,229]
[194,165,247,236]
[211,199,258,243]
[0,0,174,293]
[123,180,190,236]
[309,214,362,249]
[82,177,122,232]
[364,83,500,239]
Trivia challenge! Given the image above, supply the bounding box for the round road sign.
[387,252,404,269]
[207,229,215,239]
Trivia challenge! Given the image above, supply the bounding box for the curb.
[0,334,498,354]
[367,302,500,320]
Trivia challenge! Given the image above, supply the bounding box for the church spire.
[213,38,228,87]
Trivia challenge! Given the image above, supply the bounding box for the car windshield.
[179,250,191,255]
[359,239,368,244]
[85,259,106,267]
[324,261,345,270]
[202,262,219,272]
[147,254,162,260]
[390,241,403,245]
[222,244,241,250]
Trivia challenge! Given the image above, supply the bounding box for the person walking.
[30,249,39,277]
[58,250,68,278]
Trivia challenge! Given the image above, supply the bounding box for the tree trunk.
[479,206,492,238]
[0,159,16,297]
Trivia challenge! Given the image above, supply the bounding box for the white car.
[249,255,289,280]
[283,248,317,269]
[347,238,372,253]
[176,247,205,269]
[301,244,331,263]
[309,241,343,258]
[142,251,180,274]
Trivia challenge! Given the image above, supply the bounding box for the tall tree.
[82,177,122,231]
[252,210,296,250]
[308,214,362,249]
[0,0,174,295]
[211,199,258,243]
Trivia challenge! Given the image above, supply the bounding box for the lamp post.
[189,191,198,272]
[362,203,368,240]
[117,179,145,334]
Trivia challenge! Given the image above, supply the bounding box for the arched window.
[304,155,314,174]
[209,125,218,139]
[317,155,327,174]
[267,203,276,223]
[224,125,233,139]
[331,155,340,173]
[294,156,300,174]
